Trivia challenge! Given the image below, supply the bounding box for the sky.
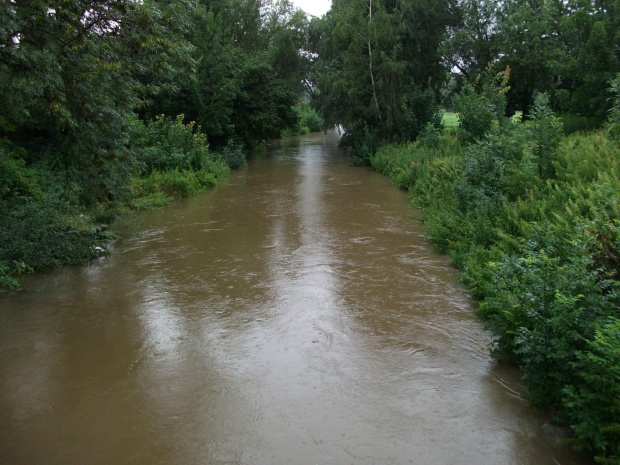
[290,0,332,17]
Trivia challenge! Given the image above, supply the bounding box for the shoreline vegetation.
[0,114,232,291]
[371,84,620,463]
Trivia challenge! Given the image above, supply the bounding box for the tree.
[445,0,620,122]
[313,0,457,160]
[0,0,195,204]
[440,0,500,81]
[553,0,620,123]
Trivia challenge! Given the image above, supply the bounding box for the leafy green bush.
[299,105,324,133]
[128,113,230,209]
[128,114,210,173]
[132,164,229,203]
[563,319,620,462]
[479,224,607,400]
[0,147,42,201]
[340,124,381,166]
[452,65,511,143]
[0,196,110,277]
[526,93,563,179]
[215,139,247,170]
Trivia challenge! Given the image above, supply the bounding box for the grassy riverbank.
[0,115,231,291]
[371,109,620,461]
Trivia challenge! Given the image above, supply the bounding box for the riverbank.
[370,117,620,461]
[0,115,231,292]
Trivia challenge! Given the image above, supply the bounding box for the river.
[0,132,591,464]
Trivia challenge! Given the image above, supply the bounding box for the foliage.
[445,0,620,122]
[128,114,209,173]
[370,108,620,460]
[607,74,620,143]
[563,319,620,462]
[133,166,226,200]
[128,113,230,206]
[0,191,111,281]
[0,0,311,289]
[153,0,310,148]
[298,104,324,133]
[215,139,247,170]
[440,0,500,80]
[452,65,510,143]
[526,93,563,178]
[312,0,458,160]
[0,0,196,205]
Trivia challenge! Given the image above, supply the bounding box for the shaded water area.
[0,132,592,465]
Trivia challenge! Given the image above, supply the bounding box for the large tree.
[312,0,458,159]
[0,0,195,203]
[445,0,620,121]
[146,0,311,148]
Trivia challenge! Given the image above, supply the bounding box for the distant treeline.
[310,0,619,160]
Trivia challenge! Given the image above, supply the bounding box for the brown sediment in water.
[0,132,592,465]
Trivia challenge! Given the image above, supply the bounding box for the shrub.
[215,139,247,170]
[452,65,511,143]
[128,114,210,173]
[299,106,324,133]
[0,195,110,275]
[606,73,620,142]
[526,93,563,179]
[563,319,620,462]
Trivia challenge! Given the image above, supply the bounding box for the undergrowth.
[370,85,620,463]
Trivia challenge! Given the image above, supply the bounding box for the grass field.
[441,111,459,130]
[440,110,523,130]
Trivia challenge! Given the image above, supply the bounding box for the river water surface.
[0,133,592,465]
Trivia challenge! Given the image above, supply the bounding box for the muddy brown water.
[0,132,592,465]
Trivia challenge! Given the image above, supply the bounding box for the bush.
[0,195,110,276]
[563,319,620,462]
[452,65,511,143]
[340,124,381,166]
[128,113,230,209]
[128,114,210,174]
[527,93,563,179]
[299,105,324,133]
[607,73,620,143]
[215,139,247,170]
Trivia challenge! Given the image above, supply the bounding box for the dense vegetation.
[310,0,619,159]
[371,77,620,463]
[1,0,619,461]
[0,0,318,289]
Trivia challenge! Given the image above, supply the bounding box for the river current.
[0,132,591,464]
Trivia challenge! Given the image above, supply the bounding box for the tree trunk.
[368,0,381,120]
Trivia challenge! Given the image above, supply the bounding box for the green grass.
[441,111,459,129]
[441,110,523,130]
